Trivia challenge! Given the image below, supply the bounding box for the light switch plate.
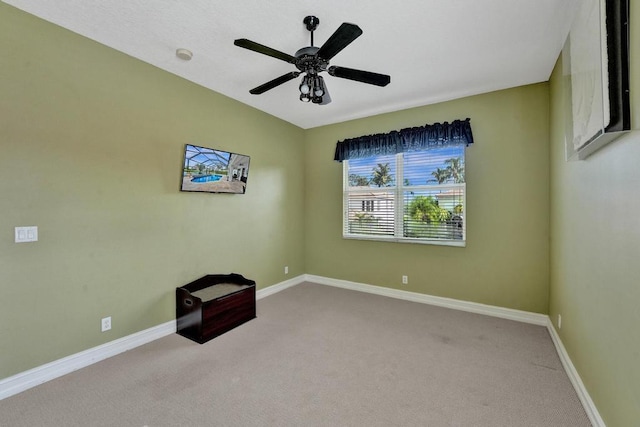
[15,226,38,243]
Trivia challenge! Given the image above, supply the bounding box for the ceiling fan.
[234,16,391,105]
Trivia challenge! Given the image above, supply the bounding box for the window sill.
[343,234,466,248]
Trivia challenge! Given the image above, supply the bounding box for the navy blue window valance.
[334,118,474,162]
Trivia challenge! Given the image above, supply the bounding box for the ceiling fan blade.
[249,71,300,95]
[328,66,390,87]
[234,39,296,64]
[316,23,363,60]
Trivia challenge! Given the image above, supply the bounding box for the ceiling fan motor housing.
[294,46,328,74]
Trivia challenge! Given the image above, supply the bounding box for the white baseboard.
[0,320,175,401]
[304,274,548,326]
[0,275,305,401]
[257,274,305,300]
[546,318,605,427]
[1,273,603,427]
[304,274,603,425]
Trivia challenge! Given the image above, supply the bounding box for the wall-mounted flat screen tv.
[180,144,250,194]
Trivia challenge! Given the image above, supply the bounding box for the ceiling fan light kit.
[234,15,390,105]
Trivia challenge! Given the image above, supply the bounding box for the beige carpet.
[0,282,590,426]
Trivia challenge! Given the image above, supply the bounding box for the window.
[343,146,466,246]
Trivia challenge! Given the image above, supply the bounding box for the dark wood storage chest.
[176,273,256,344]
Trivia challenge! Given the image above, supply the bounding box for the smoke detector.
[176,48,193,61]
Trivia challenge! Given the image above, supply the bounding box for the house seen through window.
[343,145,466,246]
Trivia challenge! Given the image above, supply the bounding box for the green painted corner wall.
[0,4,305,378]
[304,84,550,313]
[548,3,640,424]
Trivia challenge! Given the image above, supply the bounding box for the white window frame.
[342,152,466,247]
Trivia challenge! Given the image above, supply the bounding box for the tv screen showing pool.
[180,144,250,194]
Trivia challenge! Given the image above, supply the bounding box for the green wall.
[548,3,640,424]
[304,84,550,313]
[0,4,305,378]
[9,6,634,423]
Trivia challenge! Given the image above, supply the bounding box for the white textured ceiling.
[4,0,579,129]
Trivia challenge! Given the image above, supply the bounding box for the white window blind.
[343,146,466,246]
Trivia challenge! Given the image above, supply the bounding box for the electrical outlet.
[101,316,111,332]
[402,275,408,285]
[558,314,562,329]
[284,266,289,275]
